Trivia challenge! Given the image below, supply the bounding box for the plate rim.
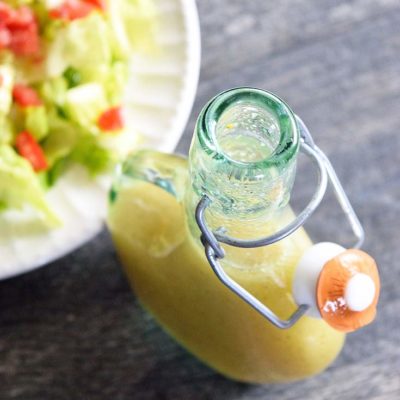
[159,0,201,152]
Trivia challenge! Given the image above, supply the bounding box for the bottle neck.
[185,88,300,240]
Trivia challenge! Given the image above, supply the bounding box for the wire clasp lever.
[195,116,365,329]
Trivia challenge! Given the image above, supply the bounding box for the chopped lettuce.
[42,112,78,165]
[0,66,15,145]
[64,83,108,130]
[0,65,14,115]
[40,76,68,107]
[109,0,157,57]
[63,66,81,88]
[47,13,112,77]
[105,62,129,105]
[70,135,116,176]
[25,106,49,141]
[46,157,68,188]
[0,116,14,145]
[0,145,60,225]
[1,0,158,226]
[121,0,158,53]
[80,62,129,105]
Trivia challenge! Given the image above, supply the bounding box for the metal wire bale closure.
[195,116,365,329]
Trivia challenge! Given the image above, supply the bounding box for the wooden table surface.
[1,1,400,399]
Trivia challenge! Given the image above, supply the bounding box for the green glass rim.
[196,87,300,167]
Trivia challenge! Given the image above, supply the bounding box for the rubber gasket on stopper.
[316,249,380,333]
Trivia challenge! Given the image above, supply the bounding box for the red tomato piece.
[49,0,96,21]
[8,23,39,56]
[0,4,39,56]
[0,26,11,49]
[13,84,43,107]
[6,6,34,28]
[0,3,14,24]
[83,0,106,11]
[15,131,48,172]
[98,107,124,132]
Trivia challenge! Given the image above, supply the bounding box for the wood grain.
[1,1,400,399]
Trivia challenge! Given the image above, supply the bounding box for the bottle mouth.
[197,87,299,168]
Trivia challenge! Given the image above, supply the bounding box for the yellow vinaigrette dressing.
[107,88,379,383]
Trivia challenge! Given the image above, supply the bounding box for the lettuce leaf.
[46,13,112,77]
[64,82,107,130]
[80,61,128,105]
[0,116,14,145]
[108,0,157,58]
[25,106,49,141]
[70,134,116,176]
[0,145,60,225]
[39,76,68,107]
[42,111,78,165]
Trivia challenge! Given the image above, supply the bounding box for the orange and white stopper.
[293,243,380,332]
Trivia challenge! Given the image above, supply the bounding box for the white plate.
[0,0,201,280]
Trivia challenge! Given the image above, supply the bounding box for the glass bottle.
[107,88,379,383]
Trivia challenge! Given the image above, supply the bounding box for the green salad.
[0,0,156,225]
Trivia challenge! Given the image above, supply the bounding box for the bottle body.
[107,150,345,383]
